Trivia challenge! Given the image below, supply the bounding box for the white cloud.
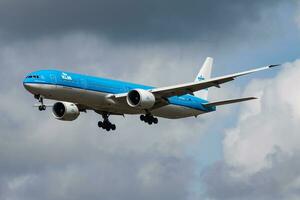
[203,60,300,200]
[223,60,300,175]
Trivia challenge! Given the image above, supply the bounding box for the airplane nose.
[23,82,32,91]
[23,82,44,94]
[23,82,38,93]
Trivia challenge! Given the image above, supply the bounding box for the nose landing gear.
[35,94,46,111]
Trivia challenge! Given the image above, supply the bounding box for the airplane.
[23,57,279,132]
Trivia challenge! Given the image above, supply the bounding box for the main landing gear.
[98,113,116,132]
[35,94,46,111]
[140,114,158,125]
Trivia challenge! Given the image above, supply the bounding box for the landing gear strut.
[140,114,158,125]
[98,113,116,131]
[35,94,46,111]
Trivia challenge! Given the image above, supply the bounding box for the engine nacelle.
[126,89,156,109]
[52,102,80,121]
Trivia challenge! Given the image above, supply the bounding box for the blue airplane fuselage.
[23,70,215,118]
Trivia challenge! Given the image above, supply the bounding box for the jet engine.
[127,89,156,109]
[52,102,80,121]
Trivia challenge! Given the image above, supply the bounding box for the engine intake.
[52,102,80,121]
[127,89,155,109]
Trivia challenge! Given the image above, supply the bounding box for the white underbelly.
[35,84,204,119]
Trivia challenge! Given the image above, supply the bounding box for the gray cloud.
[202,60,300,200]
[203,149,300,200]
[0,1,298,199]
[0,85,197,200]
[0,0,286,43]
[0,34,238,200]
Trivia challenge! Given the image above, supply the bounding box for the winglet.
[269,64,281,68]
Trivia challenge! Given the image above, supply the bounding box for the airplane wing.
[148,64,279,99]
[113,64,279,101]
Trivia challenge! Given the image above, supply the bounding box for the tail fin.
[193,57,213,100]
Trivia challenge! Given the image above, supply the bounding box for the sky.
[0,0,300,200]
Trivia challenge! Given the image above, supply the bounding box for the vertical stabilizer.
[193,57,213,100]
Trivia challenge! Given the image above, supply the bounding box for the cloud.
[296,1,300,29]
[0,1,298,198]
[203,150,300,200]
[0,34,238,200]
[202,60,300,200]
[0,0,287,43]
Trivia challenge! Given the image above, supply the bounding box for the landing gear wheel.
[140,114,158,125]
[36,95,46,111]
[98,113,117,131]
[38,105,46,111]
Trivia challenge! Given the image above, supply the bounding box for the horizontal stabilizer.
[203,97,257,107]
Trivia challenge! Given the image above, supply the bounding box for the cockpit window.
[27,75,40,79]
